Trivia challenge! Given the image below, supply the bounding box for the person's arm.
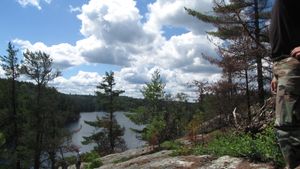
[271,76,277,94]
[291,46,300,59]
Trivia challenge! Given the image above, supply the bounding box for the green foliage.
[139,70,166,123]
[87,159,103,169]
[142,70,165,103]
[172,146,192,156]
[129,70,197,145]
[142,116,166,146]
[0,48,89,168]
[59,154,102,169]
[66,94,97,113]
[254,127,284,166]
[161,140,183,150]
[64,156,77,165]
[83,71,126,156]
[0,42,20,168]
[82,116,125,156]
[0,42,19,78]
[193,127,284,167]
[81,151,100,162]
[125,106,147,125]
[20,50,67,168]
[186,112,205,142]
[96,71,124,112]
[128,70,166,144]
[21,50,60,85]
[161,140,192,156]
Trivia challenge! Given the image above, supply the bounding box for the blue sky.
[0,0,220,98]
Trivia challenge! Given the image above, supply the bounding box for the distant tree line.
[0,43,158,168]
[83,70,197,155]
[0,43,95,169]
[1,0,274,165]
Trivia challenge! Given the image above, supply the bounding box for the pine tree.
[83,71,125,155]
[43,88,70,169]
[141,70,165,122]
[21,50,60,169]
[0,42,21,169]
[128,70,170,145]
[186,0,271,105]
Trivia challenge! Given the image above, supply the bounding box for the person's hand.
[271,77,277,94]
[291,46,300,59]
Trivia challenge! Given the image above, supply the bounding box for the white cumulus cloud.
[13,39,86,70]
[17,0,52,10]
[144,0,214,35]
[50,71,103,95]
[14,0,221,99]
[69,5,81,13]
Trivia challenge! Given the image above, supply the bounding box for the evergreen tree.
[0,42,21,169]
[82,116,125,156]
[185,0,271,105]
[43,88,71,169]
[83,71,125,155]
[141,70,165,122]
[128,70,169,145]
[21,50,60,169]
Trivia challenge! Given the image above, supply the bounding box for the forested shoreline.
[0,0,287,168]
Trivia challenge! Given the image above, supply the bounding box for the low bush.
[87,159,103,169]
[193,126,284,167]
[161,140,191,156]
[161,140,183,150]
[81,151,100,162]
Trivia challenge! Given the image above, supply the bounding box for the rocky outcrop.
[67,146,275,169]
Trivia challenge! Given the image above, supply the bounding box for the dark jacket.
[270,0,300,61]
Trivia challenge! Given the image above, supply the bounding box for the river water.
[66,111,146,153]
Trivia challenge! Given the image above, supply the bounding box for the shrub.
[64,156,76,165]
[193,126,284,167]
[161,140,192,156]
[81,151,100,162]
[87,159,103,169]
[142,116,166,146]
[172,146,192,156]
[161,140,183,150]
[254,127,284,166]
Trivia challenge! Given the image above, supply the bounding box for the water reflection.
[66,112,146,153]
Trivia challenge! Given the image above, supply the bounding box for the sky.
[0,0,222,99]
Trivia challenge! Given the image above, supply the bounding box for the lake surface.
[66,112,146,153]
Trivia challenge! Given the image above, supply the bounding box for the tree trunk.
[109,94,114,153]
[12,76,20,169]
[245,69,251,123]
[254,0,265,106]
[33,136,41,169]
[49,151,56,169]
[109,112,114,153]
[34,84,42,169]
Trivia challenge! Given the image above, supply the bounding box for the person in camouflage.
[272,56,300,169]
[270,0,300,169]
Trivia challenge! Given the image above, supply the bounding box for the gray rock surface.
[64,146,274,169]
[89,147,274,169]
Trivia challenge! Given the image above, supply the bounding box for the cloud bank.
[14,0,220,100]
